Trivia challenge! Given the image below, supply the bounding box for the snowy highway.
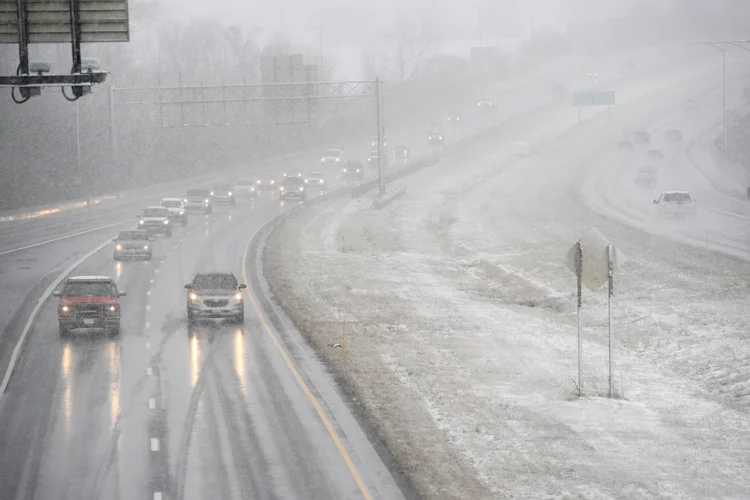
[0,42,741,499]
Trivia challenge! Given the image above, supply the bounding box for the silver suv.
[185,272,247,324]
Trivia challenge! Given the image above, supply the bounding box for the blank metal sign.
[0,0,129,44]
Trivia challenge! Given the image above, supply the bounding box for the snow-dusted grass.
[265,60,750,499]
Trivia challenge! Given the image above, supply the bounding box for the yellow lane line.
[241,241,372,500]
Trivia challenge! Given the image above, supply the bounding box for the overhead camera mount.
[0,0,129,103]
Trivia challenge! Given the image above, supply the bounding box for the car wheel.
[166,230,173,237]
[114,254,120,261]
[145,253,152,261]
[235,313,244,324]
[187,309,195,324]
[206,208,213,214]
[59,323,69,337]
[110,324,120,336]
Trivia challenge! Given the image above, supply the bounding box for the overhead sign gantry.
[0,0,129,102]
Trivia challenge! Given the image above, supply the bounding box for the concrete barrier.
[372,186,407,209]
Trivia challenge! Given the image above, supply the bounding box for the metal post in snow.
[607,243,614,398]
[578,105,581,125]
[109,84,119,198]
[376,77,385,197]
[75,99,90,209]
[575,241,583,396]
[722,49,728,154]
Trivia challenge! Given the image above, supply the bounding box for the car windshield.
[162,200,182,208]
[285,178,303,186]
[193,274,237,289]
[63,281,117,296]
[663,192,693,202]
[187,189,209,197]
[238,180,253,186]
[308,172,323,178]
[143,208,168,217]
[118,231,148,241]
[323,150,340,157]
[213,185,231,192]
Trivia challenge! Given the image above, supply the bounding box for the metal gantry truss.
[109,79,389,194]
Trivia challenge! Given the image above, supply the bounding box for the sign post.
[572,91,616,124]
[565,228,625,398]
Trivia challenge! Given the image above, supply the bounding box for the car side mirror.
[112,238,117,242]
[149,237,155,241]
[184,284,192,289]
[53,291,61,297]
[653,199,659,204]
[238,284,247,289]
[119,291,127,297]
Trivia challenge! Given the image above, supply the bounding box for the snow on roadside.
[265,59,750,499]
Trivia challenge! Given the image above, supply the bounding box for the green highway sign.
[573,91,615,107]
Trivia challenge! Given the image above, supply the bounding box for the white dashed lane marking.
[147,367,153,376]
[146,341,151,349]
[150,279,155,284]
[154,493,162,500]
[150,438,160,452]
[149,398,156,410]
[146,291,151,296]
[145,321,151,328]
[146,305,151,311]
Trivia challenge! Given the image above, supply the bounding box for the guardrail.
[350,156,440,198]
[372,186,406,209]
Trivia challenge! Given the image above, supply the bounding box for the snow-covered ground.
[264,56,750,499]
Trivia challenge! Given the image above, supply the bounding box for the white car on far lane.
[653,191,697,218]
[321,149,343,164]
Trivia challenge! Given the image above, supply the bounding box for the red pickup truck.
[54,276,126,337]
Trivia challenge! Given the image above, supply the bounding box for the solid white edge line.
[0,236,113,396]
[0,220,130,257]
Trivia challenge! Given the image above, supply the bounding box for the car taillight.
[105,304,120,316]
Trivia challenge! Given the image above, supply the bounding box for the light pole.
[698,43,727,154]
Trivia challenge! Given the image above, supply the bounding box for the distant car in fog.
[305,171,326,188]
[235,180,258,198]
[257,175,278,191]
[320,149,343,164]
[635,165,658,188]
[184,188,213,214]
[634,131,651,144]
[371,136,389,148]
[138,206,172,237]
[161,197,188,225]
[280,174,307,201]
[653,191,697,217]
[586,71,599,86]
[113,230,152,261]
[619,139,635,151]
[647,149,665,161]
[211,183,235,205]
[393,145,410,161]
[342,160,364,179]
[368,151,388,168]
[665,129,683,142]
[477,97,495,110]
[446,115,462,127]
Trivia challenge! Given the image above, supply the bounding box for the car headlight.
[228,192,232,196]
[179,210,184,215]
[61,305,70,313]
[163,219,169,225]
[233,292,243,301]
[138,220,145,225]
[299,187,304,191]
[336,158,340,162]
[115,244,122,251]
[204,199,209,204]
[321,179,325,183]
[356,169,360,173]
[270,180,275,184]
[304,179,308,183]
[210,191,214,196]
[343,168,347,172]
[183,199,188,203]
[105,304,120,316]
[143,245,149,250]
[189,292,200,302]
